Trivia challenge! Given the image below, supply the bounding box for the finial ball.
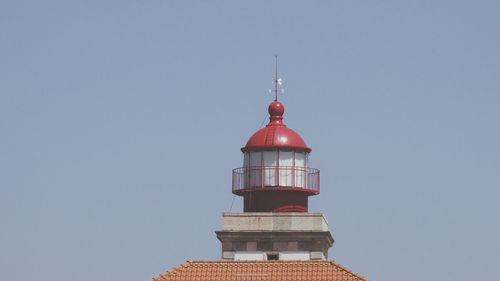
[268,101,285,117]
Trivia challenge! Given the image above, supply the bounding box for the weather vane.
[270,54,284,101]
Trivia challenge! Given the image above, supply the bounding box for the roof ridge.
[152,259,369,281]
[151,262,189,281]
[183,259,333,263]
[180,260,333,263]
[328,259,369,281]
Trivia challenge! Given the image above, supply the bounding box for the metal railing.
[232,166,320,194]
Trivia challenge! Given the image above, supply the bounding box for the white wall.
[234,251,266,261]
[279,251,310,261]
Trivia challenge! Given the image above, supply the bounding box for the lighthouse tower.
[216,61,333,261]
[233,99,320,212]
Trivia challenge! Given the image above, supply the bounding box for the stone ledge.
[222,212,330,231]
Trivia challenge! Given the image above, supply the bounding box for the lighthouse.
[151,61,368,280]
[233,58,319,213]
[216,60,334,262]
[233,99,320,212]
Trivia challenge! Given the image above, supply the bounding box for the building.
[151,70,368,280]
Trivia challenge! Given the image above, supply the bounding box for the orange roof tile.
[151,260,368,281]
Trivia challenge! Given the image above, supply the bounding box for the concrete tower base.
[215,212,334,261]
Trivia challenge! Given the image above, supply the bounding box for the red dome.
[241,101,311,152]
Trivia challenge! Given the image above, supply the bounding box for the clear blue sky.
[1,1,499,280]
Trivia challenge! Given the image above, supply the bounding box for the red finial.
[268,101,284,117]
[268,100,285,125]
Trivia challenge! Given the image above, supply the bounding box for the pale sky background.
[1,1,499,281]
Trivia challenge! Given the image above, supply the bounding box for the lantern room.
[232,100,320,212]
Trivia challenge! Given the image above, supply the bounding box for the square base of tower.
[215,212,334,261]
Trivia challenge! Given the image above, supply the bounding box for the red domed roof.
[241,101,311,152]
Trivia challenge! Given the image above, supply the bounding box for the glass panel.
[279,151,293,166]
[295,168,306,188]
[246,152,262,187]
[279,151,293,186]
[295,152,306,167]
[263,151,278,166]
[243,153,250,167]
[295,152,306,188]
[248,166,261,187]
[295,152,307,188]
[250,152,261,167]
[263,151,278,186]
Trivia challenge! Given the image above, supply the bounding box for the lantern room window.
[240,150,312,189]
[242,150,309,168]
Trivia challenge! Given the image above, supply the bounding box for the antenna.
[272,54,282,101]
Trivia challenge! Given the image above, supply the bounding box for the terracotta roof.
[151,260,368,281]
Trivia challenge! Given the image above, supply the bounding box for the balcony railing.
[232,166,320,194]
